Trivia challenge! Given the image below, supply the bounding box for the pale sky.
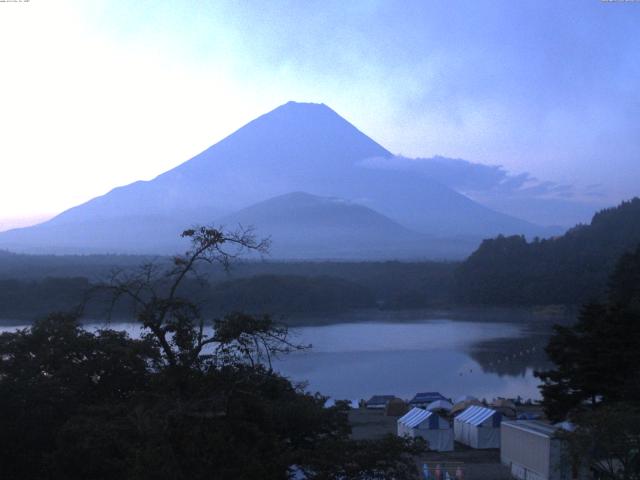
[1,0,639,230]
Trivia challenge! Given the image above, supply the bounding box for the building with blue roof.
[408,392,448,408]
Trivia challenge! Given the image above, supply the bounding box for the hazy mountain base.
[217,192,482,260]
[1,198,637,322]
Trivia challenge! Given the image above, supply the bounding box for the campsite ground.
[348,408,512,479]
[418,449,511,480]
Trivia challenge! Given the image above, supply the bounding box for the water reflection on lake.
[273,318,552,402]
[0,310,559,402]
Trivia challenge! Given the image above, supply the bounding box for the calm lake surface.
[0,309,560,403]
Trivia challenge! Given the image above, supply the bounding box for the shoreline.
[0,304,577,328]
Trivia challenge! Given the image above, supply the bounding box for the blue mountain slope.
[0,101,546,257]
[218,192,478,260]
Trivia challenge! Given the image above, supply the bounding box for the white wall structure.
[501,421,582,480]
[453,405,502,449]
[397,407,454,452]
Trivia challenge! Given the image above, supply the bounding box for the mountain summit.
[0,101,546,257]
[38,102,391,226]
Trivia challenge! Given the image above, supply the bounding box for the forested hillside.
[2,198,638,318]
[0,261,457,322]
[455,198,640,305]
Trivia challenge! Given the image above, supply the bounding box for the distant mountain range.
[0,101,559,258]
[219,192,481,259]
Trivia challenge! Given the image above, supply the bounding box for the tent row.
[398,405,504,451]
[399,405,590,480]
[374,392,517,417]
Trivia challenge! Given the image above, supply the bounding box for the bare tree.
[100,225,294,370]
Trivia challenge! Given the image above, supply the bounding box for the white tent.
[454,405,502,449]
[397,408,454,451]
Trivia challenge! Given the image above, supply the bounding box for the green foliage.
[0,316,424,479]
[536,244,640,421]
[0,262,458,322]
[0,313,157,479]
[608,247,640,311]
[0,226,424,479]
[207,274,375,315]
[0,277,89,319]
[561,404,640,480]
[456,198,640,306]
[537,245,640,478]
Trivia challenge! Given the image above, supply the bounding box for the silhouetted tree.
[0,313,158,479]
[560,403,640,480]
[536,244,640,421]
[536,245,640,479]
[0,226,425,479]
[102,226,271,371]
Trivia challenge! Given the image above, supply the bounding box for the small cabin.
[501,420,587,480]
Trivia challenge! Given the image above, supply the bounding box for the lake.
[273,314,554,403]
[0,309,560,403]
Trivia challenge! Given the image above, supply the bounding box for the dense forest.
[455,198,640,305]
[0,262,457,322]
[1,198,639,321]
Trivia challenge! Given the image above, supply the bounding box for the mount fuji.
[0,102,548,258]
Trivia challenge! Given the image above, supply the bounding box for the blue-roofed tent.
[397,407,454,451]
[454,405,502,449]
[409,392,448,408]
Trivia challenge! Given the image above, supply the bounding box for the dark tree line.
[455,198,640,306]
[0,274,375,321]
[0,260,458,321]
[3,198,640,315]
[536,244,640,479]
[0,226,424,480]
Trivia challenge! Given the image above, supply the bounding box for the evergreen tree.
[537,245,640,479]
[536,244,640,421]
